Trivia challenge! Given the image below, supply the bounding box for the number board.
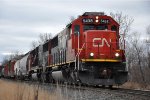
[82,18,94,23]
[100,19,109,24]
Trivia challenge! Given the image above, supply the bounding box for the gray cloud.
[0,0,149,63]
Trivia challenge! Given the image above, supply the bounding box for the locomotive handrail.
[75,43,85,70]
[75,43,86,58]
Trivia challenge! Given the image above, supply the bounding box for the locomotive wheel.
[109,85,113,89]
[40,73,46,83]
[102,85,105,88]
[46,72,55,83]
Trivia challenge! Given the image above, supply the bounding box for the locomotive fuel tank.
[52,70,68,82]
[31,73,38,81]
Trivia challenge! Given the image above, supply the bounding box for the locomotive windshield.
[84,25,95,31]
[97,25,108,30]
[83,25,108,31]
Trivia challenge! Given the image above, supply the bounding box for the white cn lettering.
[93,38,111,47]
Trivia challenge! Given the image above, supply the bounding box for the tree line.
[111,12,150,86]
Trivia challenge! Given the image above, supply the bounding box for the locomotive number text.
[100,19,109,24]
[82,18,94,23]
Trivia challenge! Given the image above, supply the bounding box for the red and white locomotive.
[2,12,128,86]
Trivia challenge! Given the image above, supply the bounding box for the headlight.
[95,19,99,23]
[90,53,94,56]
[96,16,99,19]
[115,53,119,57]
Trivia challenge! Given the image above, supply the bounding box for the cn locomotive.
[2,12,128,87]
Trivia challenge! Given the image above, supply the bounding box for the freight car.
[14,54,29,79]
[3,12,128,87]
[0,65,3,78]
[2,60,16,78]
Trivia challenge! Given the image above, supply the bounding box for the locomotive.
[2,12,128,86]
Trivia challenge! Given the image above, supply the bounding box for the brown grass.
[120,82,150,90]
[0,79,63,100]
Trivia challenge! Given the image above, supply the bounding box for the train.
[1,12,128,87]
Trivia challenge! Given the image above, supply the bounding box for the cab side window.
[111,25,117,31]
[74,25,80,35]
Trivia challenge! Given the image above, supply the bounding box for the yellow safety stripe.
[81,59,121,62]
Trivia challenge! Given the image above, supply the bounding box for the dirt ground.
[0,79,61,100]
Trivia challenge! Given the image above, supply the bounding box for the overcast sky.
[0,0,150,64]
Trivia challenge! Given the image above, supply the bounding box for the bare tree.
[146,25,150,35]
[31,33,52,49]
[9,51,23,60]
[110,12,134,52]
[146,25,150,45]
[38,33,52,44]
[2,51,23,65]
[129,32,146,84]
[70,16,75,22]
[31,41,38,49]
[125,25,150,85]
[2,57,9,65]
[146,25,150,69]
[110,12,134,36]
[110,12,150,85]
[110,12,135,81]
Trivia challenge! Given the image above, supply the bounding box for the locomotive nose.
[83,30,116,59]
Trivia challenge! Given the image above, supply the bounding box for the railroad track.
[2,79,150,99]
[112,88,150,97]
[24,80,150,97]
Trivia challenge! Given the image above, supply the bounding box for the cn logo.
[93,38,111,47]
